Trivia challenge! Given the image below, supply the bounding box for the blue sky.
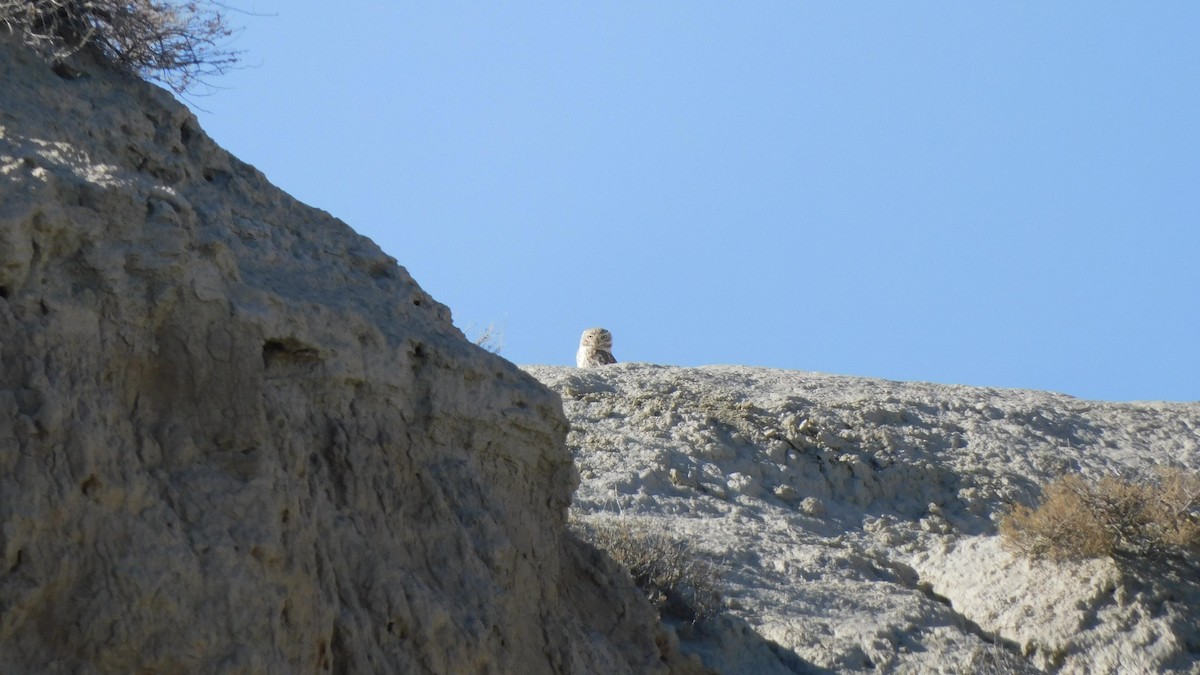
[192,3,1199,402]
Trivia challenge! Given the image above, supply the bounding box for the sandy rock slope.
[526,363,1200,674]
[0,34,707,674]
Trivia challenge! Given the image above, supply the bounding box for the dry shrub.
[1152,468,1200,550]
[573,517,722,624]
[0,0,239,93]
[468,322,503,354]
[1000,475,1115,559]
[1001,468,1200,562]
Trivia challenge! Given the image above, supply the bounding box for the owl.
[576,327,617,367]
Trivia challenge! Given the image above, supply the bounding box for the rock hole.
[9,549,23,573]
[281,508,290,524]
[412,299,421,307]
[317,639,329,671]
[330,624,350,675]
[202,168,230,185]
[263,338,322,368]
[81,475,100,496]
[0,286,8,299]
[180,121,196,146]
[51,61,85,80]
[386,619,409,638]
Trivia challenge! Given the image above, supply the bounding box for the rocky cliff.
[6,25,1198,675]
[526,364,1200,674]
[0,34,700,674]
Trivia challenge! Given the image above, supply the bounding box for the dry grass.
[1001,468,1200,562]
[572,517,722,624]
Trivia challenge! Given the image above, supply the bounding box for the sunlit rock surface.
[0,34,703,674]
[527,363,1200,674]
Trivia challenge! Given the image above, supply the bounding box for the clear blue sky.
[192,3,1199,402]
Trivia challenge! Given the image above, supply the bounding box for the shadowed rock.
[0,34,706,674]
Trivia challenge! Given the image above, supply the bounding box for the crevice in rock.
[316,638,330,672]
[330,622,352,675]
[262,338,321,369]
[180,120,196,147]
[51,61,86,80]
[201,167,229,185]
[916,582,1037,671]
[80,474,100,497]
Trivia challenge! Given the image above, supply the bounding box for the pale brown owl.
[576,327,617,367]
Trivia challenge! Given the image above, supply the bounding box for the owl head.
[579,327,613,350]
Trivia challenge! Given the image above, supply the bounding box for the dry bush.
[468,322,503,354]
[0,0,239,93]
[1001,468,1200,562]
[1151,468,1200,550]
[1000,475,1115,560]
[572,517,722,624]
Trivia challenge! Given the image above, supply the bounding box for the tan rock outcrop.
[527,363,1200,674]
[0,34,694,674]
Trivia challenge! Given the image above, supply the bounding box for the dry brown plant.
[1144,468,1200,550]
[572,517,722,624]
[0,0,239,93]
[1001,468,1200,562]
[468,322,503,354]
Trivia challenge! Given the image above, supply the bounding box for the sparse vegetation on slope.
[573,517,722,625]
[529,364,1200,673]
[1001,468,1200,562]
[0,0,238,92]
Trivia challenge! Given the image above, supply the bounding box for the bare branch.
[0,0,241,94]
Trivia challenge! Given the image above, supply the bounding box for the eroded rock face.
[0,35,685,674]
[526,363,1200,675]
